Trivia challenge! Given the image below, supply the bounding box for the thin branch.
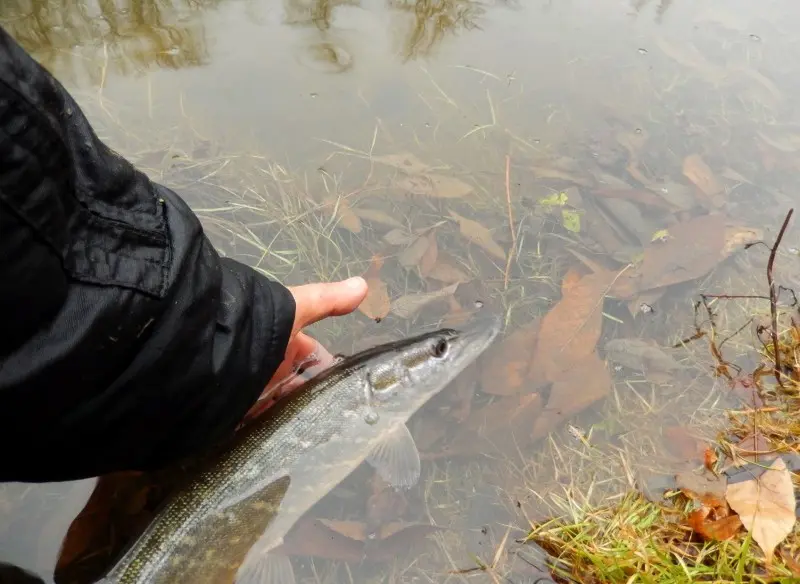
[769,209,794,387]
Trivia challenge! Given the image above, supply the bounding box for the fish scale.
[97,317,500,584]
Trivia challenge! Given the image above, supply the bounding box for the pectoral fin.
[236,552,296,584]
[365,423,421,488]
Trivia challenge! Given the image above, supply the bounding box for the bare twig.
[768,209,794,387]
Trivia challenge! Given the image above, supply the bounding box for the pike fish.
[96,316,500,584]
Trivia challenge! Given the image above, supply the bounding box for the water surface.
[2,0,799,582]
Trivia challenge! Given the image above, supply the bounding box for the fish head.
[362,315,501,420]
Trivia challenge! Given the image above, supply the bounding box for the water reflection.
[1,0,514,88]
[0,0,216,85]
[389,0,485,60]
[630,0,674,20]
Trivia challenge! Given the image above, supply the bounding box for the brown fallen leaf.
[479,319,540,396]
[592,187,676,210]
[281,519,446,563]
[603,338,685,373]
[561,266,588,295]
[723,224,763,255]
[530,351,611,442]
[448,210,506,261]
[367,472,408,525]
[325,196,363,233]
[634,213,727,294]
[732,432,774,466]
[682,154,724,208]
[419,230,438,277]
[390,283,459,319]
[275,517,365,562]
[531,165,594,187]
[662,426,708,463]
[398,233,431,268]
[725,457,796,563]
[373,152,432,174]
[426,258,470,284]
[440,296,471,328]
[426,392,543,459]
[353,207,405,229]
[529,270,615,385]
[358,255,391,320]
[450,360,478,421]
[704,446,719,473]
[687,509,744,542]
[679,470,742,541]
[677,470,728,507]
[383,228,416,246]
[396,173,473,198]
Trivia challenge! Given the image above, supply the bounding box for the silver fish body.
[97,316,500,584]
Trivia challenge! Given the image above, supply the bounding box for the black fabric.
[0,26,295,483]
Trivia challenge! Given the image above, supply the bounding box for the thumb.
[288,277,368,332]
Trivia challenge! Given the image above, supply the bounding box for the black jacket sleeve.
[0,26,295,483]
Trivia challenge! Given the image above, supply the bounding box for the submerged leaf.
[448,210,506,261]
[419,231,438,277]
[384,228,416,246]
[390,283,459,319]
[530,351,611,442]
[662,426,707,462]
[682,154,724,208]
[396,174,473,198]
[429,393,544,459]
[397,234,431,268]
[530,270,615,385]
[592,187,676,210]
[732,432,774,466]
[426,259,470,284]
[603,338,685,373]
[373,152,432,174]
[353,207,405,229]
[633,213,728,294]
[358,256,390,320]
[531,165,594,187]
[725,457,796,563]
[326,197,362,233]
[479,320,540,396]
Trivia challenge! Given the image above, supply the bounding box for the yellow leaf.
[539,192,568,207]
[448,210,506,261]
[651,229,671,242]
[562,209,581,233]
[725,457,796,564]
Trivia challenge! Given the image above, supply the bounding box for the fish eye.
[432,338,449,359]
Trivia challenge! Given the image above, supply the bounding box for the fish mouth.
[448,313,502,368]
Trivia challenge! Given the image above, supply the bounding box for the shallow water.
[2,0,800,582]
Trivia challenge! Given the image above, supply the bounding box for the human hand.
[243,277,368,422]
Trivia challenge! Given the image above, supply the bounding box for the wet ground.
[2,0,800,582]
